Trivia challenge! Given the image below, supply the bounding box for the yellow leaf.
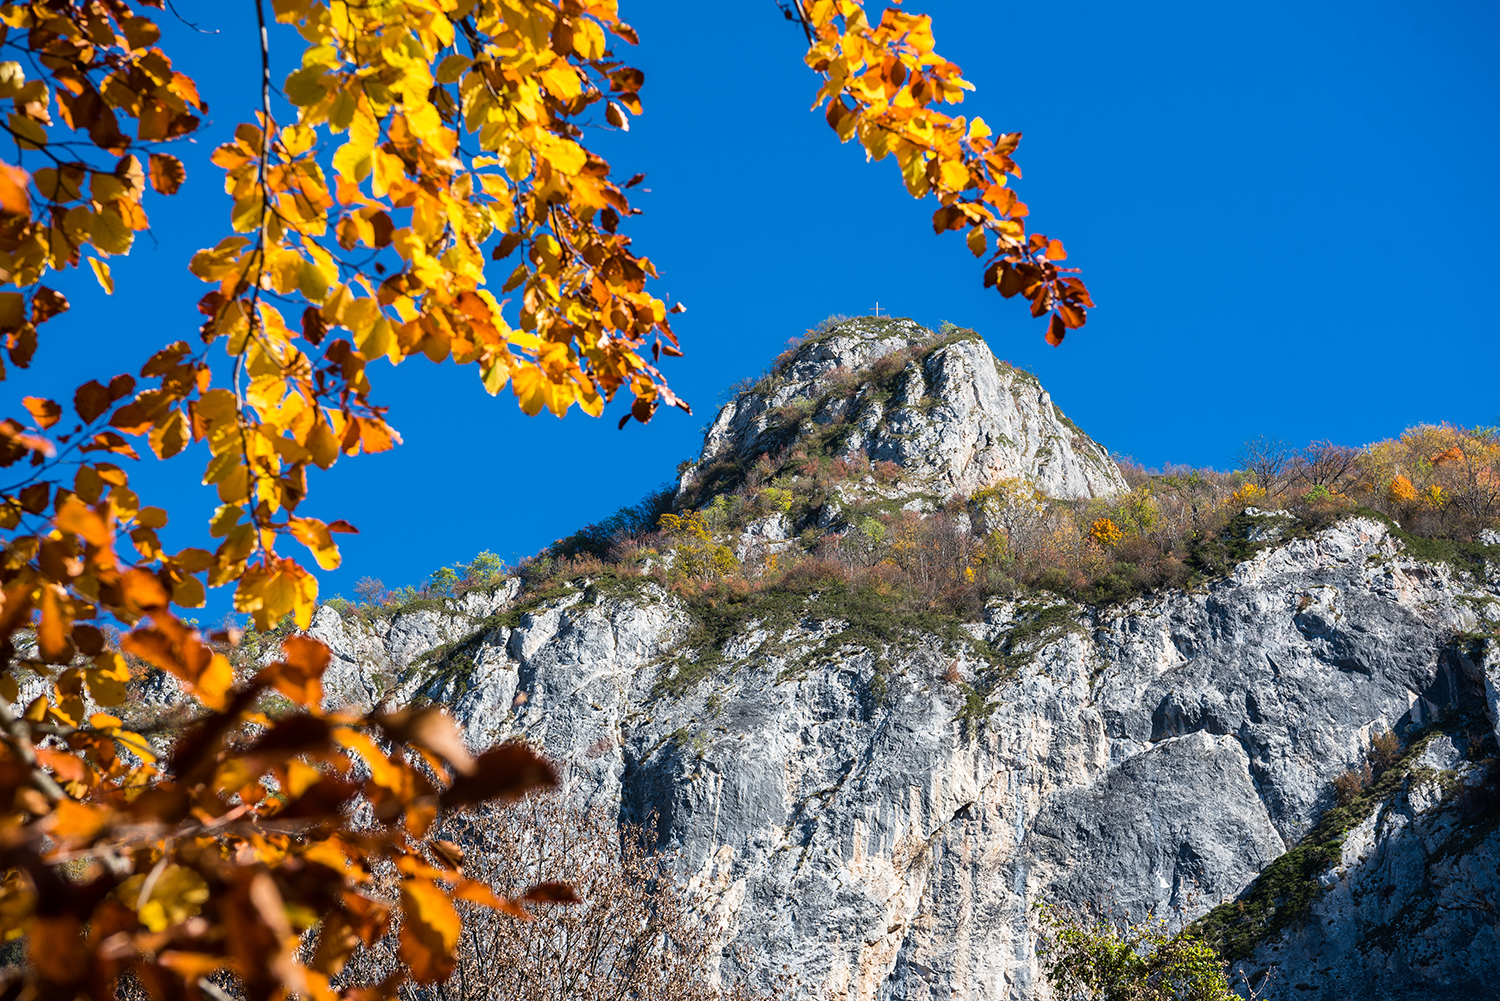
[289,517,340,571]
[283,66,331,107]
[7,113,45,149]
[0,61,25,99]
[280,124,316,157]
[939,160,969,192]
[90,208,133,255]
[120,865,209,933]
[231,192,264,233]
[966,226,986,257]
[87,257,114,295]
[399,880,460,983]
[333,728,404,793]
[85,652,130,707]
[297,259,330,302]
[434,54,473,84]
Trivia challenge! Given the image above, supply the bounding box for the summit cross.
[871,302,882,317]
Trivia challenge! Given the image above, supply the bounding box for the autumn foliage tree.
[0,2,1092,1000]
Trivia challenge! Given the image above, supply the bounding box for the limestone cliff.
[114,318,1500,1000]
[676,317,1126,505]
[314,516,1500,1000]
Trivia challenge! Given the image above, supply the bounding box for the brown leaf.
[74,381,111,423]
[1045,312,1066,347]
[148,153,186,195]
[440,742,557,807]
[302,307,327,346]
[31,288,69,325]
[522,882,580,904]
[369,210,394,248]
[108,374,136,400]
[1056,303,1086,329]
[380,708,473,775]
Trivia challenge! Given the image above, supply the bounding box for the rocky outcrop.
[317,516,1500,1000]
[677,318,1126,504]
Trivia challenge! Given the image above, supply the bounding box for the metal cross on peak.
[871,302,882,317]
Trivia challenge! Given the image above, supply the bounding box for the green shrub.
[1036,906,1239,1001]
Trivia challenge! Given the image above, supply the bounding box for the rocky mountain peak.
[675,317,1126,508]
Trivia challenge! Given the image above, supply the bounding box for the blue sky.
[7,0,1498,616]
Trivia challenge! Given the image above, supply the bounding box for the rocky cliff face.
[677,318,1126,504]
[317,516,1500,1001]
[284,321,1499,1000]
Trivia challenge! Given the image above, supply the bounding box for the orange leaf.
[22,397,60,429]
[257,634,330,708]
[399,880,461,983]
[0,164,29,217]
[120,568,169,611]
[55,499,111,548]
[1045,312,1066,347]
[36,587,71,663]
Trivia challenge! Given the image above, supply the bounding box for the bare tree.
[1294,440,1362,492]
[1236,436,1294,495]
[408,798,779,1001]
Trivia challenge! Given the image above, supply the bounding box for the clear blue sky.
[7,0,1498,617]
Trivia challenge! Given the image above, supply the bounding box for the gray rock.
[676,318,1126,505]
[310,516,1500,1000]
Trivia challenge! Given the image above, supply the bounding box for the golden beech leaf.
[399,880,460,983]
[86,652,130,707]
[88,257,114,295]
[0,163,29,217]
[55,498,110,547]
[966,226,986,258]
[334,727,405,793]
[290,517,340,570]
[256,634,330,708]
[148,153,186,195]
[22,396,60,429]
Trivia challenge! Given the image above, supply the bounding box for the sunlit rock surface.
[676,317,1127,505]
[317,516,1500,1000]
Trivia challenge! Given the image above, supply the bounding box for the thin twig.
[166,0,219,34]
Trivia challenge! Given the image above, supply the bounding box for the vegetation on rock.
[1036,906,1242,1001]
